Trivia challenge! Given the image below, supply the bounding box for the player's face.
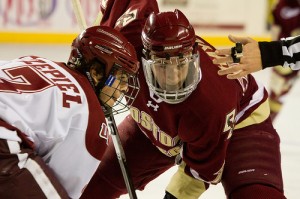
[151,56,189,91]
[99,71,128,107]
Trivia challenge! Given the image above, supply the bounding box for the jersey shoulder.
[100,0,159,28]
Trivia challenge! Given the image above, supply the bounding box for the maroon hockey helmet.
[141,10,201,104]
[68,26,140,115]
[68,25,139,76]
[141,9,196,58]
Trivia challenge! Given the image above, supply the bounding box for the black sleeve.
[258,41,283,69]
[259,36,300,70]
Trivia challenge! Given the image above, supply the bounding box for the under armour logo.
[147,101,159,111]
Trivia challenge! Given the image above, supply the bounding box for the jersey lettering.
[156,145,181,157]
[33,64,82,108]
[130,106,181,157]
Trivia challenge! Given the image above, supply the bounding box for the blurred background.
[1,0,299,198]
[0,0,271,45]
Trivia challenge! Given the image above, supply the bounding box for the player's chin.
[165,82,182,91]
[104,98,116,108]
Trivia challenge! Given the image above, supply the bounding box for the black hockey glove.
[163,191,177,199]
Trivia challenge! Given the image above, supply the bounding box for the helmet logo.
[95,45,113,54]
[97,28,123,44]
[164,45,182,50]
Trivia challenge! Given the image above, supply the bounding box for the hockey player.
[80,1,286,199]
[0,25,140,199]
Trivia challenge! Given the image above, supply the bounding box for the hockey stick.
[93,11,103,26]
[72,0,102,29]
[71,0,87,30]
[106,114,138,199]
[71,1,138,198]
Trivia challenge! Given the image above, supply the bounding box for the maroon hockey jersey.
[0,56,109,198]
[100,0,269,183]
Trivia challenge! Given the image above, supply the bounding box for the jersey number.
[0,66,53,93]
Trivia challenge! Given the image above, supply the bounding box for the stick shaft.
[71,0,87,30]
[107,115,138,199]
[93,11,103,26]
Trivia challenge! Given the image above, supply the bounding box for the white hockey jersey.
[0,56,109,198]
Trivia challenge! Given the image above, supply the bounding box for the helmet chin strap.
[85,71,97,91]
